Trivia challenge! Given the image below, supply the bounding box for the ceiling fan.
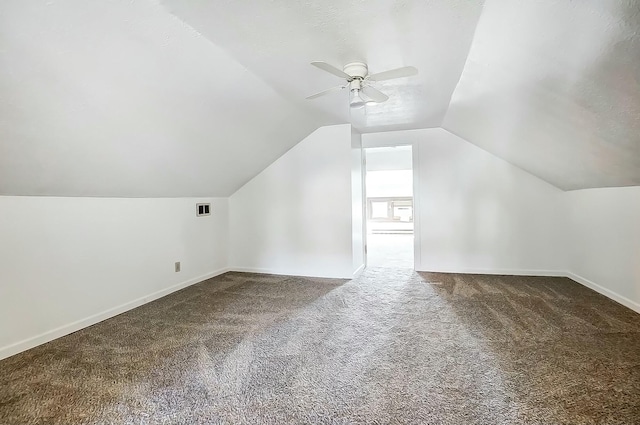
[306,61,418,108]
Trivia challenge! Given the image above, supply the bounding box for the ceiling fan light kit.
[347,77,368,109]
[306,61,418,108]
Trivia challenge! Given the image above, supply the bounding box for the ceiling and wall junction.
[0,0,638,196]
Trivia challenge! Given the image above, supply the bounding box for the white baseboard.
[565,271,640,314]
[0,267,230,361]
[4,266,636,361]
[229,266,283,275]
[232,265,564,279]
[230,266,352,279]
[417,268,639,314]
[417,267,639,314]
[415,267,566,277]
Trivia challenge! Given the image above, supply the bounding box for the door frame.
[362,143,420,270]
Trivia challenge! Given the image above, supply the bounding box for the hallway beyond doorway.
[367,233,414,268]
[364,144,414,269]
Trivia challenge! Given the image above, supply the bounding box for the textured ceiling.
[1,0,638,196]
[159,0,485,133]
[444,0,640,190]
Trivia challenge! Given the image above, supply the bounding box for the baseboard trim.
[565,272,640,314]
[0,267,230,361]
[415,268,566,277]
[417,267,639,314]
[230,266,352,279]
[230,266,281,275]
[4,267,636,361]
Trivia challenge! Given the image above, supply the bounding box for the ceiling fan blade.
[361,86,389,103]
[310,61,352,79]
[368,66,418,82]
[305,85,345,100]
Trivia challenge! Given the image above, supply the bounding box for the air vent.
[196,203,211,217]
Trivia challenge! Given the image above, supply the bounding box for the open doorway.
[364,146,414,269]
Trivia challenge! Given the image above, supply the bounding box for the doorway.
[364,146,414,269]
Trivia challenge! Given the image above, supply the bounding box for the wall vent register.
[196,203,211,216]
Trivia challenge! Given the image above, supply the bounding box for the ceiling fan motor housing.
[343,62,368,79]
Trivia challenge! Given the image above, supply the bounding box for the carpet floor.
[1,269,639,424]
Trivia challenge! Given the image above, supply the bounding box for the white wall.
[564,187,640,313]
[364,128,565,275]
[365,129,640,314]
[229,124,358,278]
[0,196,229,360]
[2,126,637,362]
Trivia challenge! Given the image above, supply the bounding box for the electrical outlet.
[175,261,181,272]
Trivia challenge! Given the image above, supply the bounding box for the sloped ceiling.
[444,0,640,190]
[0,0,327,197]
[1,0,638,196]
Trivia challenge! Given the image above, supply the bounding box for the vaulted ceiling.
[444,0,640,190]
[0,0,638,196]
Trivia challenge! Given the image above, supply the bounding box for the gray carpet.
[1,269,639,424]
